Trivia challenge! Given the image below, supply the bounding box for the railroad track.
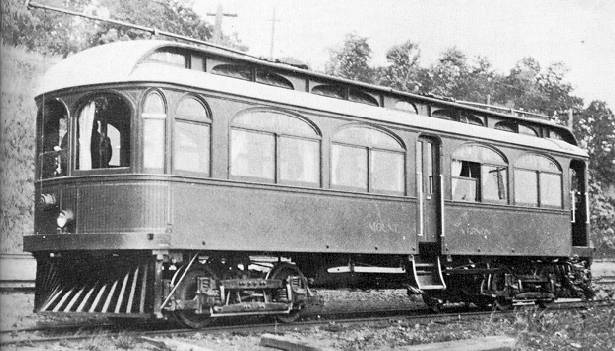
[2,298,612,347]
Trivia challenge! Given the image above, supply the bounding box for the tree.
[1,0,246,57]
[377,40,422,92]
[574,101,615,184]
[325,33,374,83]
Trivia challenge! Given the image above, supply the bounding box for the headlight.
[57,209,74,229]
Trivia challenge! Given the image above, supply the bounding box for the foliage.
[0,45,58,253]
[325,33,374,83]
[1,0,246,57]
[326,33,615,249]
[376,40,423,93]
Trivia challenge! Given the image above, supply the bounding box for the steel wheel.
[174,265,217,329]
[267,263,306,323]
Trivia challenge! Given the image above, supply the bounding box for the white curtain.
[451,160,462,195]
[79,101,96,170]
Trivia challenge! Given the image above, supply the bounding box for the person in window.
[91,119,112,168]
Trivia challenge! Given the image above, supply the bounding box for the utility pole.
[206,4,238,44]
[268,7,280,58]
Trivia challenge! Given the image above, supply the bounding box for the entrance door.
[570,160,588,246]
[416,137,440,243]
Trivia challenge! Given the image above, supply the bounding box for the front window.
[514,154,562,207]
[230,110,320,186]
[174,97,210,175]
[38,100,68,178]
[76,94,131,171]
[142,91,166,171]
[331,126,405,195]
[451,144,507,203]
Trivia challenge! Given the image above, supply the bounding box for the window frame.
[330,126,406,196]
[450,144,508,204]
[72,92,134,175]
[172,96,212,177]
[513,154,563,209]
[141,90,167,173]
[229,111,321,187]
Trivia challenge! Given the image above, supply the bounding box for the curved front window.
[38,100,69,178]
[76,94,131,171]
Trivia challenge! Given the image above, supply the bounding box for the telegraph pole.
[268,7,280,58]
[206,4,238,44]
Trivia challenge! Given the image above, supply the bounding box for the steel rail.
[2,298,612,346]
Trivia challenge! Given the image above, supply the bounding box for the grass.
[332,303,615,351]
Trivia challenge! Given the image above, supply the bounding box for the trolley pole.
[268,7,280,59]
[206,4,238,44]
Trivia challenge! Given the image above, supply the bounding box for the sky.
[193,0,615,109]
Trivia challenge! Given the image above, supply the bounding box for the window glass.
[432,109,456,120]
[147,50,187,67]
[514,170,538,206]
[190,55,204,71]
[460,114,484,126]
[233,112,316,137]
[348,88,379,106]
[549,130,564,140]
[393,101,418,114]
[279,137,319,184]
[142,92,166,170]
[516,154,560,172]
[482,166,507,202]
[495,121,516,133]
[256,70,294,89]
[174,121,209,174]
[230,129,274,180]
[143,92,165,116]
[519,124,538,136]
[39,101,68,178]
[331,144,367,191]
[334,127,402,150]
[143,119,165,169]
[452,145,506,165]
[371,150,404,193]
[311,85,346,99]
[540,173,562,207]
[77,94,131,171]
[177,98,208,120]
[452,178,477,201]
[211,64,253,81]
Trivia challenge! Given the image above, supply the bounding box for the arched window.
[211,64,253,81]
[256,70,294,89]
[348,88,379,106]
[514,154,562,207]
[432,109,456,121]
[518,124,539,137]
[495,121,516,133]
[76,94,131,171]
[393,100,418,114]
[230,111,320,186]
[174,96,211,175]
[331,126,405,195]
[142,91,166,171]
[38,99,69,178]
[451,144,507,203]
[460,113,484,126]
[311,85,346,99]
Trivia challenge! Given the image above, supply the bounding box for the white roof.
[37,40,588,158]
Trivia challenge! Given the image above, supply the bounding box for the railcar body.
[25,40,593,326]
